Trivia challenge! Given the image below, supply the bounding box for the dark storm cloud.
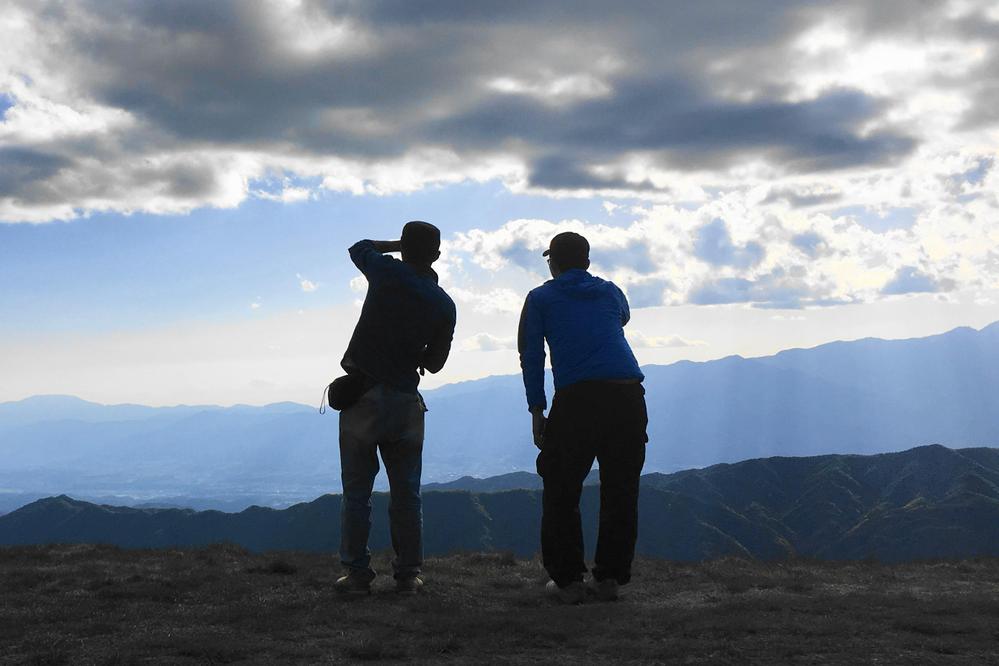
[950,10,999,130]
[763,187,843,208]
[0,136,232,211]
[430,82,915,176]
[0,148,72,199]
[0,0,943,218]
[527,155,660,192]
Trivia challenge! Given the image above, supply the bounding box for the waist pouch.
[328,374,370,411]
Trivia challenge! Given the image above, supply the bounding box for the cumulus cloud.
[881,266,955,296]
[443,165,999,311]
[297,274,318,293]
[693,219,765,269]
[689,265,845,309]
[349,276,367,293]
[3,0,996,314]
[4,0,983,222]
[831,205,919,234]
[257,185,313,204]
[790,231,829,258]
[625,278,673,308]
[763,187,843,208]
[460,333,517,352]
[448,287,524,315]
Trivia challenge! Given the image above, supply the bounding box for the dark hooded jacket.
[342,240,456,393]
[518,269,643,410]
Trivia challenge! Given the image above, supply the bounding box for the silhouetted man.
[518,231,647,604]
[335,221,456,595]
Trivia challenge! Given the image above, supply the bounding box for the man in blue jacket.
[336,221,456,595]
[518,231,648,604]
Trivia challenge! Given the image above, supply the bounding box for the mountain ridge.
[5,320,996,414]
[2,321,997,507]
[4,444,999,563]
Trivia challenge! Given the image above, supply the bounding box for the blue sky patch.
[831,206,919,233]
[0,92,14,118]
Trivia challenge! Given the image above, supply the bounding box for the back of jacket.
[518,269,643,410]
[342,240,457,393]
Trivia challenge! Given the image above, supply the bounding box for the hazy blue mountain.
[422,472,544,492]
[424,321,999,474]
[4,445,998,563]
[0,400,333,513]
[0,395,216,429]
[422,470,599,492]
[1,322,997,507]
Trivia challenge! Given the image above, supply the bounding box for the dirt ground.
[2,544,998,664]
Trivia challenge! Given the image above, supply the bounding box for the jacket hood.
[550,270,611,299]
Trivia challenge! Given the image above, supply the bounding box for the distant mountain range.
[1,322,997,511]
[3,445,998,563]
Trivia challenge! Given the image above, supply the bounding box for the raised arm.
[348,239,403,281]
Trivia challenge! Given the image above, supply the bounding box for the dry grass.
[2,544,999,664]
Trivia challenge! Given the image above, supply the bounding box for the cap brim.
[542,249,551,256]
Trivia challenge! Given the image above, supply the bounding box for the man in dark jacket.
[335,221,456,595]
[518,231,648,604]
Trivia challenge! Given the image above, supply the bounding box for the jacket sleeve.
[517,291,547,411]
[348,240,395,284]
[421,301,456,374]
[617,284,631,326]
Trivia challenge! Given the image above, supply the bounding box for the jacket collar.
[555,268,591,282]
[405,261,439,283]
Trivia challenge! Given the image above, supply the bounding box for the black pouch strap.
[319,382,332,414]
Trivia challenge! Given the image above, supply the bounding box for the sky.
[1,0,998,406]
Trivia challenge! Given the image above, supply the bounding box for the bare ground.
[2,544,998,664]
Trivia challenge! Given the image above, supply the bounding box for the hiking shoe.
[334,572,372,595]
[590,577,619,601]
[546,579,587,604]
[395,576,424,595]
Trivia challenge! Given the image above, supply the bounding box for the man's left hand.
[530,408,546,449]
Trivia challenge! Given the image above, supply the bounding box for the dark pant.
[537,381,647,588]
[339,384,425,580]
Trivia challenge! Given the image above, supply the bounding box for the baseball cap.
[401,220,441,260]
[542,231,590,269]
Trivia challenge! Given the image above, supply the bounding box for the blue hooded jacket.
[518,269,643,410]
